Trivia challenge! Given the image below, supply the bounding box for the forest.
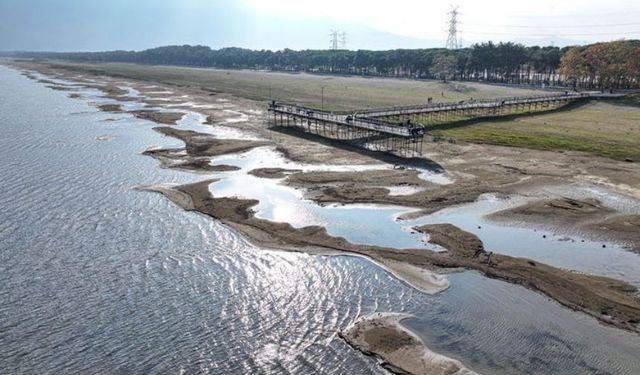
[6,40,639,90]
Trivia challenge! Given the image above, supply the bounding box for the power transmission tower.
[330,30,339,50]
[340,32,347,49]
[445,6,460,49]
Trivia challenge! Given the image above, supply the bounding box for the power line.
[462,22,640,29]
[506,10,640,19]
[459,29,640,37]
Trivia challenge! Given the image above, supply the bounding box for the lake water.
[1,64,640,374]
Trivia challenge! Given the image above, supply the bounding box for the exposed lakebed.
[2,63,640,374]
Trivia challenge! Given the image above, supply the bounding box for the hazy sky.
[1,0,639,51]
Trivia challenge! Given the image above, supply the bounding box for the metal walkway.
[269,103,425,137]
[356,92,591,118]
[267,90,633,158]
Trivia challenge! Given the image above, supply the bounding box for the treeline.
[8,40,640,89]
[560,40,640,90]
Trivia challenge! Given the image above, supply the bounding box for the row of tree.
[7,40,639,89]
[560,40,640,90]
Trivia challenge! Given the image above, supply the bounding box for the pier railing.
[268,102,424,137]
[354,92,592,118]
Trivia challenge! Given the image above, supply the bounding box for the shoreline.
[134,182,452,296]
[5,60,640,373]
[138,179,640,333]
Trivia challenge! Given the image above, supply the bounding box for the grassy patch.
[432,101,640,160]
[620,94,640,108]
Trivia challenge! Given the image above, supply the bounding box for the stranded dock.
[267,91,628,158]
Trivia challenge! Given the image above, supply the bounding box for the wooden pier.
[267,91,630,158]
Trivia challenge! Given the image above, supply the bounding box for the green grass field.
[38,61,640,161]
[431,100,640,161]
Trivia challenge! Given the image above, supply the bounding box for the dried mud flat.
[7,60,640,373]
[142,127,268,172]
[130,110,185,125]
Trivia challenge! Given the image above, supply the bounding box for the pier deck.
[267,91,633,158]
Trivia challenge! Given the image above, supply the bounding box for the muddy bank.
[37,78,68,86]
[584,215,640,251]
[142,127,268,172]
[248,168,302,179]
[46,85,78,92]
[138,180,451,295]
[130,110,185,125]
[489,197,614,225]
[287,169,426,187]
[152,127,269,157]
[204,115,216,125]
[141,179,640,332]
[142,151,241,173]
[415,223,640,333]
[489,197,640,252]
[340,313,477,375]
[285,168,493,217]
[98,104,122,112]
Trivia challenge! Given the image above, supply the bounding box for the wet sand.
[97,104,122,112]
[248,168,302,179]
[140,179,640,332]
[129,110,185,125]
[136,180,451,295]
[340,313,477,375]
[489,197,640,252]
[414,224,640,333]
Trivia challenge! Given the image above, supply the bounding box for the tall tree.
[559,47,589,89]
[430,54,457,82]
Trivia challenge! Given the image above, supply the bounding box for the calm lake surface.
[1,64,639,374]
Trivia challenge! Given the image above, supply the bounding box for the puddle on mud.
[408,194,640,286]
[170,105,640,286]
